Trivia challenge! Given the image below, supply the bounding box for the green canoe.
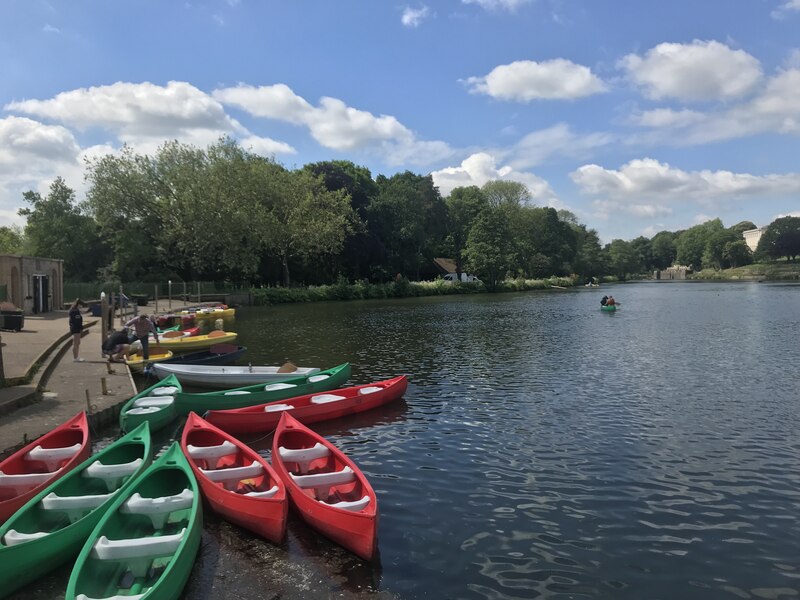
[174,362,352,414]
[600,305,617,311]
[120,374,181,434]
[0,422,152,598]
[66,442,201,600]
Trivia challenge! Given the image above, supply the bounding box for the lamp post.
[168,280,172,311]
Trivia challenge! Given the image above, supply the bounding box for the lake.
[17,281,800,599]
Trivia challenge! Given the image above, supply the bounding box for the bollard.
[101,377,108,395]
[85,389,92,414]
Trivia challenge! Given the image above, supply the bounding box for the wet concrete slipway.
[0,306,397,600]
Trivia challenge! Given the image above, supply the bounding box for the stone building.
[0,254,64,314]
[742,227,765,252]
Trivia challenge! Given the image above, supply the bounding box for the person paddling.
[600,295,608,306]
[606,296,616,306]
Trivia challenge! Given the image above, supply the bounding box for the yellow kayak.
[125,349,174,371]
[151,330,238,353]
[179,307,236,319]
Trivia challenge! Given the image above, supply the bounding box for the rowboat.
[0,422,152,597]
[174,362,351,415]
[65,442,201,600]
[152,362,320,388]
[206,376,408,435]
[181,413,287,542]
[272,413,377,560]
[145,345,247,373]
[151,331,238,353]
[0,412,91,524]
[125,349,174,372]
[120,374,181,433]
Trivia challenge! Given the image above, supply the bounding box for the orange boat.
[0,412,91,523]
[180,413,287,543]
[271,413,377,560]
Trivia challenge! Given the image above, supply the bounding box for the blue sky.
[2,0,800,243]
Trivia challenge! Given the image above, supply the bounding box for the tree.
[702,229,739,270]
[0,226,23,254]
[572,227,606,280]
[512,207,576,277]
[723,240,752,268]
[630,236,653,272]
[651,231,677,270]
[19,177,105,280]
[445,186,488,279]
[676,219,724,269]
[481,180,531,209]
[605,239,642,280]
[463,209,513,290]
[756,216,800,261]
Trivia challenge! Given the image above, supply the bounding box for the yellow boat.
[151,330,238,353]
[125,349,174,372]
[179,307,236,320]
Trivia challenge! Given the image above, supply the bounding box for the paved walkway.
[0,300,204,458]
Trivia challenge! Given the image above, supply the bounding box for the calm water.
[16,282,800,600]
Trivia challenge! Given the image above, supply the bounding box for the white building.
[742,227,765,252]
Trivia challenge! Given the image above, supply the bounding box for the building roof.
[432,258,457,274]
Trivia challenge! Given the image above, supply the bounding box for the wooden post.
[0,333,5,384]
[85,389,91,414]
[154,284,158,315]
[100,292,109,345]
[101,377,108,395]
[197,281,201,304]
[119,284,125,327]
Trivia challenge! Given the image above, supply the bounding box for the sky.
[2,0,800,243]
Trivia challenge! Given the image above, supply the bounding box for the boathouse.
[0,254,64,314]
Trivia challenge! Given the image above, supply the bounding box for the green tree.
[676,219,724,269]
[605,239,642,280]
[445,186,488,279]
[513,207,577,277]
[756,216,800,261]
[19,177,105,280]
[0,226,24,254]
[651,231,677,270]
[481,180,531,209]
[702,228,739,270]
[723,240,753,267]
[463,209,513,290]
[572,226,606,281]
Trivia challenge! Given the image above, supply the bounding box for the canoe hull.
[206,376,408,435]
[153,363,320,388]
[272,413,377,561]
[174,363,351,414]
[181,413,287,543]
[119,374,181,433]
[152,331,238,353]
[0,412,91,524]
[600,305,617,311]
[152,345,247,368]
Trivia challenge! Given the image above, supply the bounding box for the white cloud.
[772,0,800,19]
[630,108,706,129]
[619,40,763,102]
[401,6,431,27]
[430,151,561,207]
[509,123,615,169]
[4,81,295,158]
[462,0,532,11]
[466,59,607,101]
[215,83,453,166]
[571,158,800,205]
[42,24,60,34]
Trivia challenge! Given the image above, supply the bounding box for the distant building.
[0,254,64,314]
[654,265,693,280]
[742,227,765,252]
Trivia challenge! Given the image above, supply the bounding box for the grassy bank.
[250,275,577,306]
[690,262,800,281]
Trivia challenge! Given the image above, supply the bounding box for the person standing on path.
[125,314,159,361]
[68,298,86,362]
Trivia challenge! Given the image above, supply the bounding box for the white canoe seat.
[84,458,144,492]
[187,440,237,469]
[290,466,355,499]
[327,495,371,512]
[41,491,113,523]
[0,470,57,494]
[200,460,263,490]
[264,403,292,413]
[126,407,161,416]
[264,383,297,392]
[278,443,330,474]
[121,489,194,530]
[358,386,383,395]
[243,485,279,499]
[76,594,145,600]
[2,529,50,546]
[223,390,251,396]
[151,386,179,396]
[26,442,82,471]
[310,394,346,405]
[132,396,174,409]
[308,374,330,383]
[92,528,186,576]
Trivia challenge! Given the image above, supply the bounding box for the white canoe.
[151,363,321,388]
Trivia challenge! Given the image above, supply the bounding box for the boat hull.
[181,413,287,542]
[0,412,91,524]
[152,345,247,368]
[0,423,152,597]
[272,413,377,561]
[206,376,408,435]
[600,305,617,311]
[119,374,181,433]
[153,363,320,388]
[151,331,238,353]
[125,349,174,372]
[174,363,351,414]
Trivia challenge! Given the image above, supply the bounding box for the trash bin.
[132,294,149,307]
[0,310,24,331]
[89,303,102,317]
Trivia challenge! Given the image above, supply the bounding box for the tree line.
[1,138,798,288]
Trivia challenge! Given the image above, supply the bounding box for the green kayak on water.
[173,362,352,414]
[600,305,618,311]
[66,442,201,600]
[119,374,182,434]
[0,422,152,598]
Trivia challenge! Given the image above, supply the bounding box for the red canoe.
[180,412,287,543]
[272,412,378,560]
[205,375,408,435]
[0,411,91,523]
